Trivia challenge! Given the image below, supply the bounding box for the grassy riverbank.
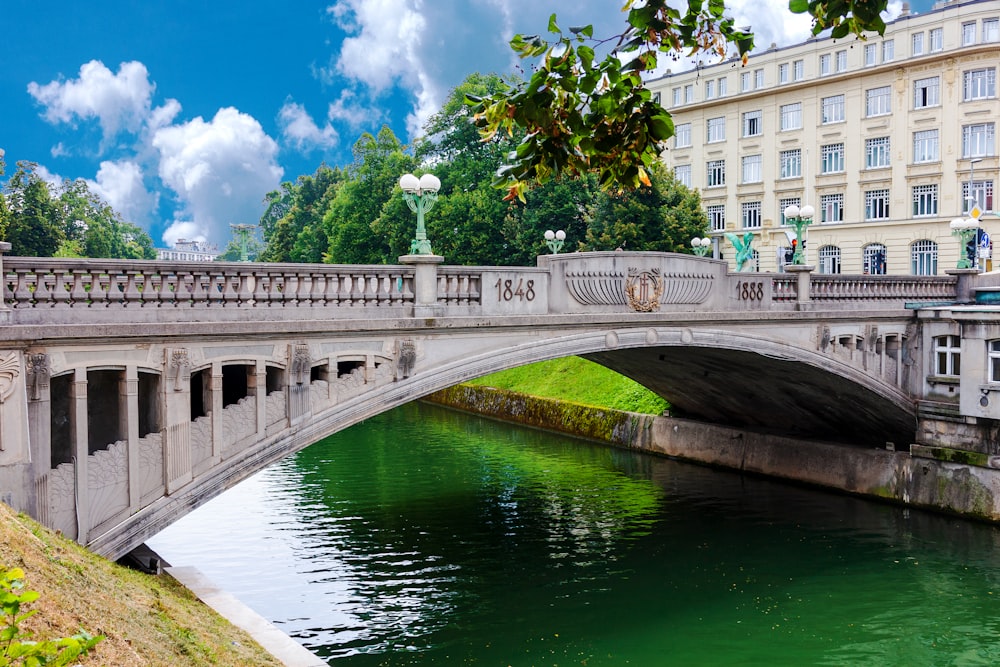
[465,356,669,414]
[0,502,279,666]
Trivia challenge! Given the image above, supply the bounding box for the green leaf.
[788,0,809,13]
[548,13,560,33]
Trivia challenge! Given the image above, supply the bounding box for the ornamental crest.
[624,268,664,312]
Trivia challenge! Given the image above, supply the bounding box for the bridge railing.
[770,274,958,304]
[1,258,417,324]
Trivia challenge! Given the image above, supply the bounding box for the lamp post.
[543,229,566,254]
[783,204,815,265]
[950,215,981,269]
[690,236,712,257]
[399,172,441,255]
[967,157,983,214]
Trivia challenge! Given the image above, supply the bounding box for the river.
[149,402,1000,665]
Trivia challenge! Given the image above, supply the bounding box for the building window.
[707,117,726,143]
[882,39,894,62]
[964,181,994,213]
[754,69,764,89]
[866,86,891,117]
[741,71,752,92]
[705,79,716,99]
[779,149,802,179]
[675,164,692,188]
[912,184,938,217]
[742,201,762,229]
[865,189,890,220]
[964,68,996,101]
[707,160,726,187]
[675,123,692,148]
[989,340,1000,383]
[912,32,924,56]
[718,77,728,96]
[742,110,762,137]
[685,84,694,103]
[962,123,995,158]
[672,87,681,106]
[836,50,847,72]
[963,21,977,46]
[779,197,800,225]
[914,129,939,163]
[984,18,999,42]
[818,246,842,274]
[820,53,832,76]
[822,94,845,124]
[821,143,845,174]
[864,243,887,275]
[780,102,802,131]
[707,205,726,232]
[820,193,844,223]
[779,63,789,83]
[914,76,940,108]
[793,60,804,81]
[933,335,961,376]
[864,43,877,66]
[930,28,943,52]
[865,137,891,169]
[911,240,938,275]
[742,155,762,184]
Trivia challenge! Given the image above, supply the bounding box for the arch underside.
[584,345,914,448]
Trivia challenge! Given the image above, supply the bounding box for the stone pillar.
[785,265,814,310]
[26,353,50,522]
[210,361,224,458]
[163,348,192,493]
[124,366,140,508]
[288,344,311,426]
[399,254,444,317]
[251,360,266,436]
[72,367,89,543]
[946,268,980,304]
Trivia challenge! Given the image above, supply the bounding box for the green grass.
[465,356,669,415]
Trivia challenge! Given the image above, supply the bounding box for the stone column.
[72,368,89,543]
[26,353,50,523]
[785,265,814,310]
[210,362,224,458]
[124,366,140,508]
[163,348,192,493]
[399,254,444,317]
[251,360,266,437]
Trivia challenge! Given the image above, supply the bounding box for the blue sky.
[2,0,917,249]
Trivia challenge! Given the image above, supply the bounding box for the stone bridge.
[0,250,991,559]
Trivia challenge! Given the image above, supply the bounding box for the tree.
[584,163,708,252]
[1,162,65,257]
[260,165,344,263]
[469,1,889,200]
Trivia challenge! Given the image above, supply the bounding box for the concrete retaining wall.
[427,385,1000,522]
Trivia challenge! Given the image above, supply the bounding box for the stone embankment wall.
[426,385,1000,522]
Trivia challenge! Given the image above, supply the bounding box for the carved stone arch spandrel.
[26,353,49,401]
[0,351,21,403]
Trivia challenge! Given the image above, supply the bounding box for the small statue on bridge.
[725,232,756,272]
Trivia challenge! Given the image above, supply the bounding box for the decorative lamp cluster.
[544,229,566,254]
[399,173,442,255]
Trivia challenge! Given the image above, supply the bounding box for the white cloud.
[27,60,154,146]
[327,90,376,129]
[153,107,283,244]
[278,100,339,151]
[160,221,207,247]
[86,160,158,225]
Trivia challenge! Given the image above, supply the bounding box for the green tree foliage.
[470,1,889,200]
[584,163,708,252]
[1,161,154,259]
[325,127,417,263]
[260,165,344,263]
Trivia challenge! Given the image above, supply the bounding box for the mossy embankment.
[427,356,668,444]
[0,502,280,667]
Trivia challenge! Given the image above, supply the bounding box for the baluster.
[69,269,89,306]
[348,272,364,306]
[252,271,271,307]
[50,269,70,309]
[123,270,143,307]
[220,271,239,307]
[207,273,225,307]
[327,273,343,306]
[12,269,33,308]
[309,272,326,307]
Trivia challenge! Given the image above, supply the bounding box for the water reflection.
[151,402,1000,666]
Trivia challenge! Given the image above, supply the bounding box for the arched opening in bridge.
[337,359,365,380]
[50,373,71,467]
[138,371,161,439]
[311,363,329,383]
[87,369,123,453]
[221,364,250,408]
[266,365,282,395]
[190,368,209,420]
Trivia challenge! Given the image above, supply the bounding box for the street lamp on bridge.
[690,236,712,257]
[783,204,815,265]
[399,172,441,255]
[544,229,566,254]
[950,211,981,270]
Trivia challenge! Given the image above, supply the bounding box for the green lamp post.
[399,172,441,255]
[690,236,712,257]
[544,229,566,254]
[783,203,815,265]
[950,212,981,269]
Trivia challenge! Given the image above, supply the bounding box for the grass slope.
[465,356,669,414]
[0,502,280,667]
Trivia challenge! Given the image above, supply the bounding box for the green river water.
[149,402,1000,666]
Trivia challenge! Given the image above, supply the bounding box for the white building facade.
[648,0,1000,273]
